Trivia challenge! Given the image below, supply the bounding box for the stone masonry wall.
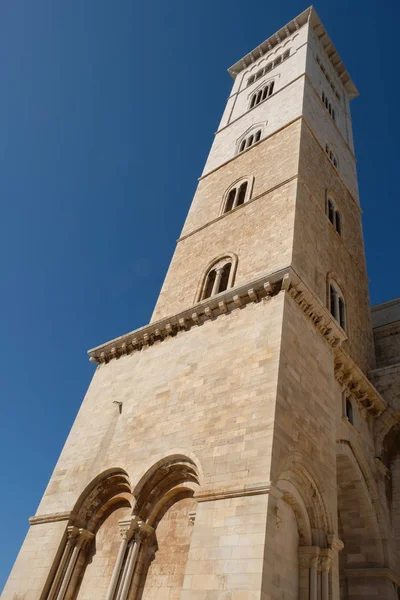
[3,294,285,600]
[151,120,301,323]
[294,120,375,373]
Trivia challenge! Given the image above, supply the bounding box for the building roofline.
[228,6,359,99]
[371,296,400,313]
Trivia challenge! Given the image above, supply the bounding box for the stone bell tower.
[3,7,398,600]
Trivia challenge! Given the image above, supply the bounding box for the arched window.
[222,179,252,214]
[238,130,263,153]
[203,261,232,300]
[249,81,275,109]
[196,254,237,303]
[327,195,342,235]
[346,398,354,425]
[329,280,346,330]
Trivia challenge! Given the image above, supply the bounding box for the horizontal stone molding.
[87,266,387,421]
[29,511,73,526]
[194,482,282,502]
[88,267,291,365]
[345,567,400,586]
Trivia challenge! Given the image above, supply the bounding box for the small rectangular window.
[265,62,272,73]
[248,75,255,86]
[283,49,290,60]
[274,55,282,66]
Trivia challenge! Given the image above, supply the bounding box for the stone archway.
[336,442,385,599]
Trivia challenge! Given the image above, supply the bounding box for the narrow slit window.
[204,269,217,300]
[254,130,261,143]
[248,75,256,86]
[329,280,346,330]
[239,139,246,153]
[247,135,254,148]
[345,398,353,425]
[218,263,231,294]
[330,285,337,319]
[250,95,256,109]
[328,199,335,224]
[335,211,341,235]
[338,296,346,329]
[225,189,236,213]
[269,81,274,95]
[236,182,248,207]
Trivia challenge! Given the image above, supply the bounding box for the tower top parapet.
[228,6,358,99]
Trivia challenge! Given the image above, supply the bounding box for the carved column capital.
[66,526,80,544]
[327,534,344,552]
[118,516,140,542]
[320,556,332,572]
[135,522,154,544]
[76,528,95,551]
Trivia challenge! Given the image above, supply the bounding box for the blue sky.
[0,0,398,589]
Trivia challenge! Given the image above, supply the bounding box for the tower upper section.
[201,7,358,202]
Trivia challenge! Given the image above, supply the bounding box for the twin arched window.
[329,280,346,330]
[223,180,249,213]
[327,196,341,235]
[197,255,237,302]
[250,81,275,109]
[239,130,261,153]
[203,261,232,300]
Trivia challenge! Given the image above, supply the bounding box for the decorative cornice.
[281,271,346,348]
[87,265,386,422]
[228,8,310,78]
[29,511,73,526]
[194,481,282,503]
[334,349,387,417]
[88,267,290,365]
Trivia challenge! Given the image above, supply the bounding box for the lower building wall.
[4,521,67,600]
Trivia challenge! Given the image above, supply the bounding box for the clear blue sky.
[0,0,398,589]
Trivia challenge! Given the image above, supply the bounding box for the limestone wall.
[152,120,300,322]
[294,121,374,373]
[3,296,285,599]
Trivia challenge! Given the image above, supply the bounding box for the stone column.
[56,527,94,600]
[211,267,224,297]
[320,554,332,600]
[47,526,79,600]
[298,547,321,600]
[106,517,139,600]
[117,521,154,600]
[327,534,344,600]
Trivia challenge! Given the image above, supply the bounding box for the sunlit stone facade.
[3,7,400,600]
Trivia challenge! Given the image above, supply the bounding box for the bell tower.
[3,7,398,600]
